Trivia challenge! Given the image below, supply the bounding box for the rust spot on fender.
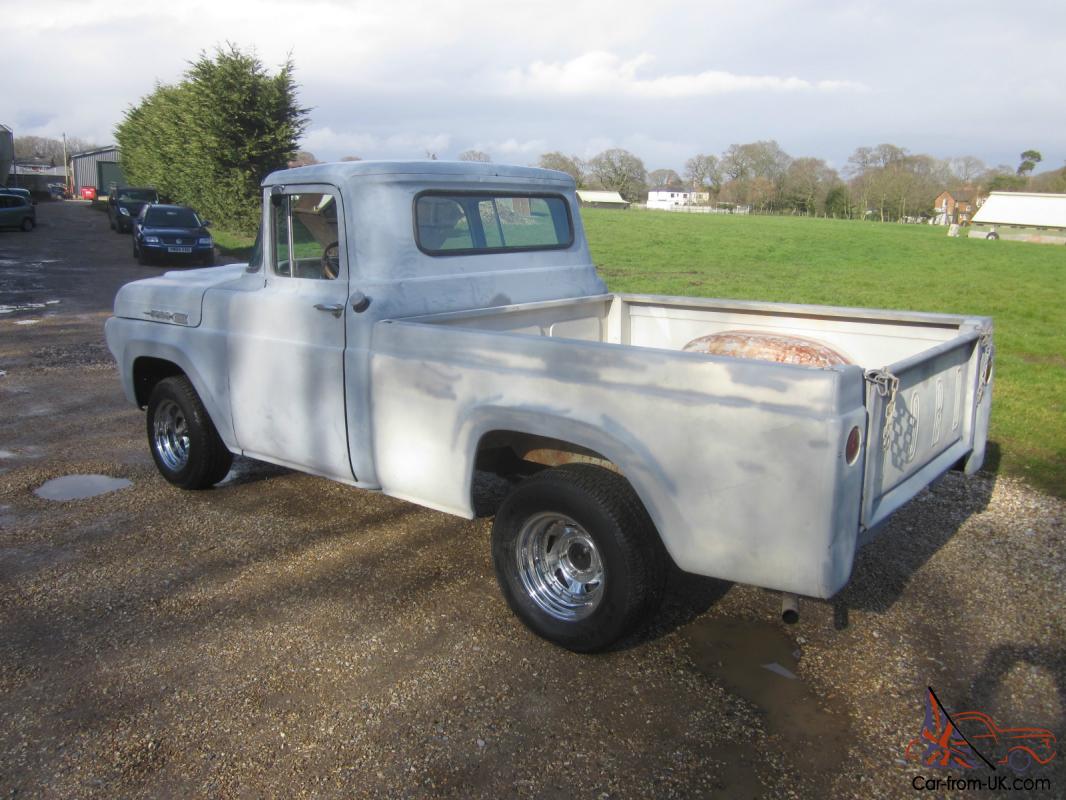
[683,331,851,368]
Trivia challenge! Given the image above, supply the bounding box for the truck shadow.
[620,565,733,650]
[831,469,996,626]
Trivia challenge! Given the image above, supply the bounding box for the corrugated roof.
[972,192,1066,228]
[576,190,627,204]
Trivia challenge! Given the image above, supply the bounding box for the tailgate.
[860,325,993,530]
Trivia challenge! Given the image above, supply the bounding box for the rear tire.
[491,464,666,652]
[146,376,233,489]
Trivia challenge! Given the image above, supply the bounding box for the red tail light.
[845,426,862,465]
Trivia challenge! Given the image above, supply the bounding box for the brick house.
[933,189,985,225]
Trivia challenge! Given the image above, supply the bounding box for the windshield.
[119,189,157,202]
[144,207,201,227]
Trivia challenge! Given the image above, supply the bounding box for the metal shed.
[70,146,125,196]
[576,190,629,210]
[969,191,1066,244]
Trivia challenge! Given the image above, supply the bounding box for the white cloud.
[302,127,451,160]
[477,138,548,157]
[495,51,868,97]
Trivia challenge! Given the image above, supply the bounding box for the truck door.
[226,185,355,480]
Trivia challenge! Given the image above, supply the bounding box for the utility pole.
[62,133,70,197]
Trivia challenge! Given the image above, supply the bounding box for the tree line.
[536,144,1065,220]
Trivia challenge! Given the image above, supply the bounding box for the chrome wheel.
[152,399,190,471]
[516,512,604,621]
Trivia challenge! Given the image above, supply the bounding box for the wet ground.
[1,202,1064,798]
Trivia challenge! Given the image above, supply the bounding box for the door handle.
[314,303,344,318]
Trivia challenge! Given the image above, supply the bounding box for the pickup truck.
[105,161,994,652]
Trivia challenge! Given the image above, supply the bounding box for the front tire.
[146,376,233,489]
[21,217,34,232]
[491,464,666,652]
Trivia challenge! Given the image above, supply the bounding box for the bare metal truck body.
[105,161,993,650]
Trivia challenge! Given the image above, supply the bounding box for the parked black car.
[108,187,159,233]
[132,204,215,266]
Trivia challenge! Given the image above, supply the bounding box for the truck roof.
[264,159,575,188]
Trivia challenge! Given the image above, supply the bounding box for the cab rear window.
[415,192,572,255]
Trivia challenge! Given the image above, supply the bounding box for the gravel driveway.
[1,202,1063,798]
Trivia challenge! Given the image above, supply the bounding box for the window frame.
[268,186,344,281]
[413,190,574,257]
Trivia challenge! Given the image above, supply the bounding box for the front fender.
[104,316,236,450]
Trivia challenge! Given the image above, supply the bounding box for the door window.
[272,192,341,280]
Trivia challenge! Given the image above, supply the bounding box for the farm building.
[7,163,67,198]
[969,192,1066,245]
[933,188,985,225]
[646,188,692,210]
[576,190,629,210]
[71,146,125,197]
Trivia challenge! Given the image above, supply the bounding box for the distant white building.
[646,188,692,210]
[969,191,1066,245]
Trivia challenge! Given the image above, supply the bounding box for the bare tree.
[586,148,647,202]
[781,157,840,215]
[720,140,791,211]
[949,156,986,184]
[538,152,584,185]
[648,168,683,189]
[14,135,98,165]
[683,154,721,193]
[288,150,318,167]
[458,149,491,162]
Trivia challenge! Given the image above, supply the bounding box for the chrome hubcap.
[516,513,604,621]
[153,399,190,471]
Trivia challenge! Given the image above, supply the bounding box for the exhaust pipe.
[781,593,799,625]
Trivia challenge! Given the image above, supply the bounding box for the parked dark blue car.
[132,204,215,266]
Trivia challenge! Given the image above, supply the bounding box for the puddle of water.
[0,302,51,314]
[683,617,852,784]
[0,450,14,459]
[14,319,40,326]
[35,474,132,501]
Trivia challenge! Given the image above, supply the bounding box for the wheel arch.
[464,409,679,563]
[118,340,236,451]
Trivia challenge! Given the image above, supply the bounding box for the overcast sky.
[9,0,1065,173]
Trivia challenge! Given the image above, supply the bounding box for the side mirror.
[202,220,212,228]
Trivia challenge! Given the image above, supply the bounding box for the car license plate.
[168,246,192,253]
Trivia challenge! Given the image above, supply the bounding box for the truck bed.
[370,293,992,598]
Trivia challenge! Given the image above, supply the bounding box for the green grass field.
[582,208,1066,497]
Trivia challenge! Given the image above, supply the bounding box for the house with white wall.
[646,188,692,210]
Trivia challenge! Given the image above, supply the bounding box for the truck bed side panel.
[370,320,868,598]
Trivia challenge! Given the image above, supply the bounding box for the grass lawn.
[583,208,1066,497]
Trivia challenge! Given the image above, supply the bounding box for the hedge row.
[115,45,308,235]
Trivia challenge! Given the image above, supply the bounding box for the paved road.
[1,201,1063,798]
